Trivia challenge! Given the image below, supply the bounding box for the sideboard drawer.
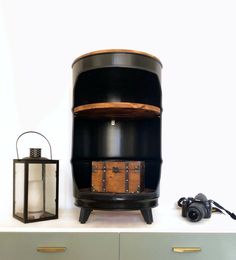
[0,232,119,260]
[120,233,236,260]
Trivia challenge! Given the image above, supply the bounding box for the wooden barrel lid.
[72,49,162,68]
[73,102,161,119]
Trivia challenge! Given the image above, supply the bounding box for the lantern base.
[14,211,58,223]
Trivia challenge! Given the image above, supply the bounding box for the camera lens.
[187,208,202,222]
[187,203,206,222]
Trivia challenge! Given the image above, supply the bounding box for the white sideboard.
[0,206,235,259]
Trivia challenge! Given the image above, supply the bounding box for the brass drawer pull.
[173,247,201,253]
[37,247,67,253]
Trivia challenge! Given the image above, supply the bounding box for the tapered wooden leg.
[141,208,153,224]
[79,208,92,224]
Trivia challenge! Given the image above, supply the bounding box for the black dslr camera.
[178,193,212,222]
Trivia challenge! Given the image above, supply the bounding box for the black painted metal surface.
[73,67,162,108]
[71,50,162,223]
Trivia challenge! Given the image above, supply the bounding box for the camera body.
[181,193,212,222]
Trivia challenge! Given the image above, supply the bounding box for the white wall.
[1,0,236,218]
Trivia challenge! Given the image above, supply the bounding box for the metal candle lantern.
[13,131,59,223]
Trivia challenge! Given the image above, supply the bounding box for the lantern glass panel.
[45,163,57,215]
[28,163,44,220]
[14,163,25,219]
[27,163,57,220]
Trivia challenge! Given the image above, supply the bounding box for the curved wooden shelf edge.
[73,102,161,118]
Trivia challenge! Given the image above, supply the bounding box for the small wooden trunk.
[91,161,145,193]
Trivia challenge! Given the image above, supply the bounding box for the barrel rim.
[72,49,162,68]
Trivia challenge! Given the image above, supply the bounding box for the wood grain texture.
[92,161,145,193]
[74,102,161,119]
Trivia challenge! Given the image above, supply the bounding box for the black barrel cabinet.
[71,49,162,224]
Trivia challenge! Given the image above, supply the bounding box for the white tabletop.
[0,204,235,233]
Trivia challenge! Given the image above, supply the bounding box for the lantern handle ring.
[16,131,52,159]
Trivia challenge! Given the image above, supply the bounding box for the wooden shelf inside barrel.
[73,102,161,119]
